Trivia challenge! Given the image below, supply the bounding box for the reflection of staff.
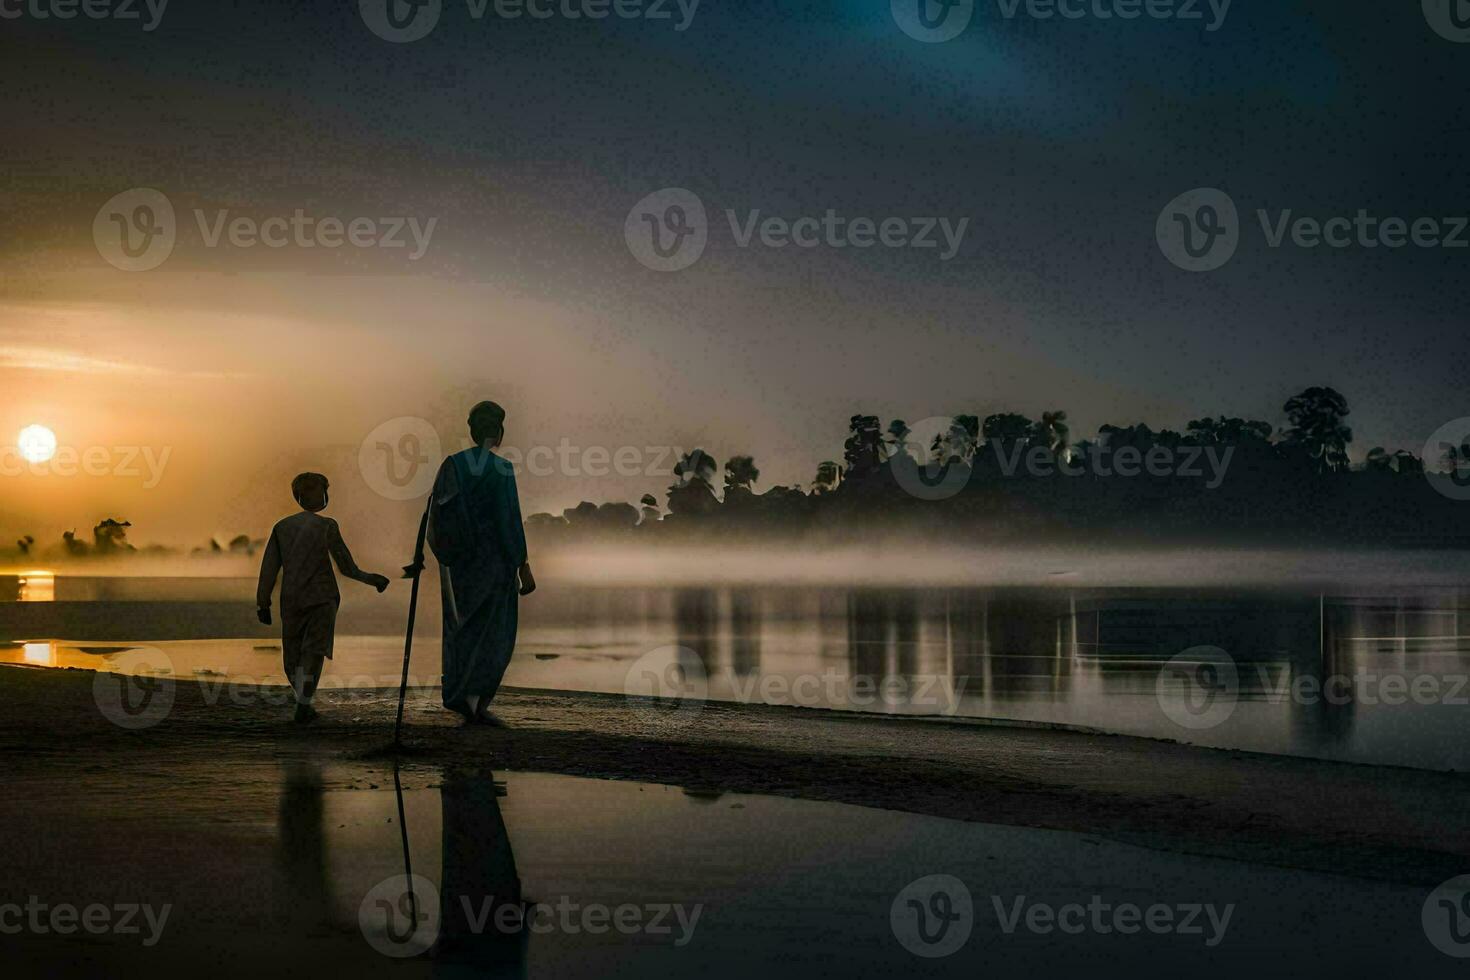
[393,760,419,936]
[395,496,433,749]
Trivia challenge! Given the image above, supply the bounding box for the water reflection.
[5,580,1467,769]
[640,585,1470,769]
[0,571,55,602]
[276,761,334,935]
[21,641,53,665]
[436,770,526,975]
[729,589,760,679]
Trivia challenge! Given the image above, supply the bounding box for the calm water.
[1,767,1456,977]
[3,575,1469,770]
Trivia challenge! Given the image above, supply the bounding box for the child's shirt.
[256,511,374,614]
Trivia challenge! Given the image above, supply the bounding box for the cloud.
[0,345,242,379]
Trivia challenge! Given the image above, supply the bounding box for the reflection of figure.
[1290,599,1356,749]
[847,589,889,680]
[985,592,1056,696]
[730,589,761,678]
[276,761,334,934]
[674,588,718,677]
[947,589,987,700]
[434,771,526,976]
[429,402,537,725]
[891,591,919,677]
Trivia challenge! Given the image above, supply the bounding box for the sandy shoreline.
[3,663,1468,887]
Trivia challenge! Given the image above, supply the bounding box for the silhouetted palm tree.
[1282,387,1352,474]
[812,460,842,494]
[931,415,978,463]
[844,415,883,480]
[673,449,718,488]
[1034,411,1070,456]
[883,419,913,462]
[724,455,760,491]
[668,450,720,516]
[638,493,661,525]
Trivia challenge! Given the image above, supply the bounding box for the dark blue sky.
[2,0,1467,525]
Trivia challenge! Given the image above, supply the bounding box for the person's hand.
[517,563,537,596]
[256,607,272,626]
[369,573,390,593]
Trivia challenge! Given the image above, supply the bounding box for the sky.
[1,0,1467,549]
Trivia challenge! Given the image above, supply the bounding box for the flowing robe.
[429,449,527,713]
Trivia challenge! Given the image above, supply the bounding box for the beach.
[3,662,1469,976]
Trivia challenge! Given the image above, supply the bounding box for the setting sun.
[17,424,56,464]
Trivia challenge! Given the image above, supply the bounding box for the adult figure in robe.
[429,400,536,725]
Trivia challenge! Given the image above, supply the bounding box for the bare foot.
[474,706,510,728]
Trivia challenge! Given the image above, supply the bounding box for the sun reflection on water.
[17,571,54,602]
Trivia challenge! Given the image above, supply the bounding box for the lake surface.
[3,575,1469,771]
[1,767,1457,977]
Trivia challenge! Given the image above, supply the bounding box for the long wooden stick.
[394,498,432,749]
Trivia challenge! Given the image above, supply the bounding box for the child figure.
[256,472,389,722]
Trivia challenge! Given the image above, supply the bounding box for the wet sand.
[2,664,1467,890]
